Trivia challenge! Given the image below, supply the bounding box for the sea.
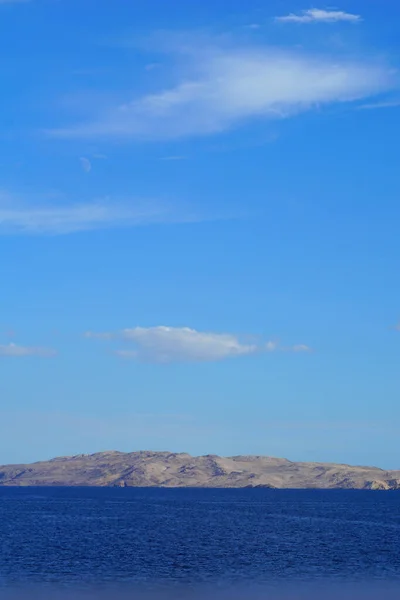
[0,487,399,599]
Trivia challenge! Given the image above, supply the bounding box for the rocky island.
[0,451,399,489]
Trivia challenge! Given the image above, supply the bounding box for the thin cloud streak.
[358,99,400,110]
[86,325,311,363]
[0,343,56,358]
[0,194,210,235]
[50,40,393,141]
[276,9,362,24]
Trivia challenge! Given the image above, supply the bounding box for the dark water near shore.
[0,487,399,597]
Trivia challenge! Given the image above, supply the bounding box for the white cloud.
[0,193,202,235]
[0,343,56,358]
[79,157,92,172]
[120,326,258,362]
[86,325,310,363]
[276,9,361,24]
[50,40,393,141]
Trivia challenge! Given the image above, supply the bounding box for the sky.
[1,0,400,468]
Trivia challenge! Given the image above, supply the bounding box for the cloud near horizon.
[276,9,362,24]
[86,326,311,363]
[49,35,394,141]
[0,343,56,358]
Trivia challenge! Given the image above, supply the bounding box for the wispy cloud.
[358,99,400,110]
[0,343,56,358]
[276,8,362,24]
[0,193,205,235]
[86,325,311,363]
[50,36,393,141]
[291,344,312,353]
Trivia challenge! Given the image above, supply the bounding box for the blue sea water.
[0,487,399,598]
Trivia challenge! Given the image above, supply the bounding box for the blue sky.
[1,0,400,468]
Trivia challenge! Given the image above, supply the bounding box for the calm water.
[0,487,399,597]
